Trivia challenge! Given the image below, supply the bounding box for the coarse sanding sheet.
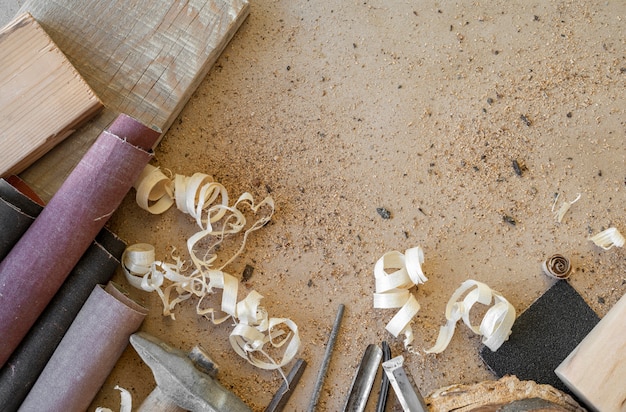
[480,280,599,395]
[0,179,43,260]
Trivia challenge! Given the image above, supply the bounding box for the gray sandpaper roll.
[0,229,126,411]
[19,282,148,412]
[0,114,160,367]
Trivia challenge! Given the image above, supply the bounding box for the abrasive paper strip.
[19,282,148,412]
[0,179,43,260]
[0,228,126,412]
[0,113,160,367]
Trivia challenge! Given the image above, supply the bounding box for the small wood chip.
[503,215,516,226]
[242,264,255,282]
[520,114,532,126]
[377,207,391,219]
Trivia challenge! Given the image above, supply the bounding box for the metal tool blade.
[265,358,307,412]
[343,344,383,412]
[382,355,427,412]
[375,341,392,412]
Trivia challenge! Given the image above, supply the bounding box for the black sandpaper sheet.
[480,280,599,394]
[0,179,43,259]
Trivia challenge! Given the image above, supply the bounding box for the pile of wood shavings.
[122,166,300,374]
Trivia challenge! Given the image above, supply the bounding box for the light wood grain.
[0,12,102,178]
[17,0,249,201]
[556,293,626,412]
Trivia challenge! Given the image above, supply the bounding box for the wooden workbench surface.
[1,1,624,411]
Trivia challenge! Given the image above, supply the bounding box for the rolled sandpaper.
[0,229,126,411]
[19,282,148,412]
[0,114,160,367]
[0,178,43,259]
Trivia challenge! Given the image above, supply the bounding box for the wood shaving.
[426,280,516,354]
[552,193,581,223]
[542,254,572,279]
[589,227,625,250]
[373,247,427,350]
[373,248,515,354]
[122,166,299,372]
[95,386,131,412]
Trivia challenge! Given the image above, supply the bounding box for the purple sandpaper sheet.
[19,282,148,411]
[0,114,160,367]
[0,228,126,411]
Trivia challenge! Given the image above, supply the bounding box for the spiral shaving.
[542,254,572,279]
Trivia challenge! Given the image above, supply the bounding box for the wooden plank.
[0,12,102,178]
[17,0,249,201]
[555,293,626,412]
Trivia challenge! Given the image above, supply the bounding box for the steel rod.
[308,303,345,412]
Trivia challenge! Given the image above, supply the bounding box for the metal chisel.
[382,355,428,412]
[343,344,383,412]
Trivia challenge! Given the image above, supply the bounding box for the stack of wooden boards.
[7,0,249,201]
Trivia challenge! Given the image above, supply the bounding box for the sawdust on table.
[96,1,624,411]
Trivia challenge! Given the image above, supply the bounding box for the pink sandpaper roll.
[19,282,148,412]
[0,114,160,367]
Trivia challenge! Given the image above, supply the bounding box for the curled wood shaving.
[95,385,131,412]
[373,247,427,351]
[426,280,515,354]
[589,227,625,250]
[133,165,174,214]
[542,254,572,279]
[123,166,299,371]
[373,249,515,353]
[551,193,581,223]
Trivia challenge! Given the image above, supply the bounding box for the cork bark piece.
[426,376,585,412]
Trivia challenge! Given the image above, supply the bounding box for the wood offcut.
[0,12,102,178]
[556,293,626,412]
